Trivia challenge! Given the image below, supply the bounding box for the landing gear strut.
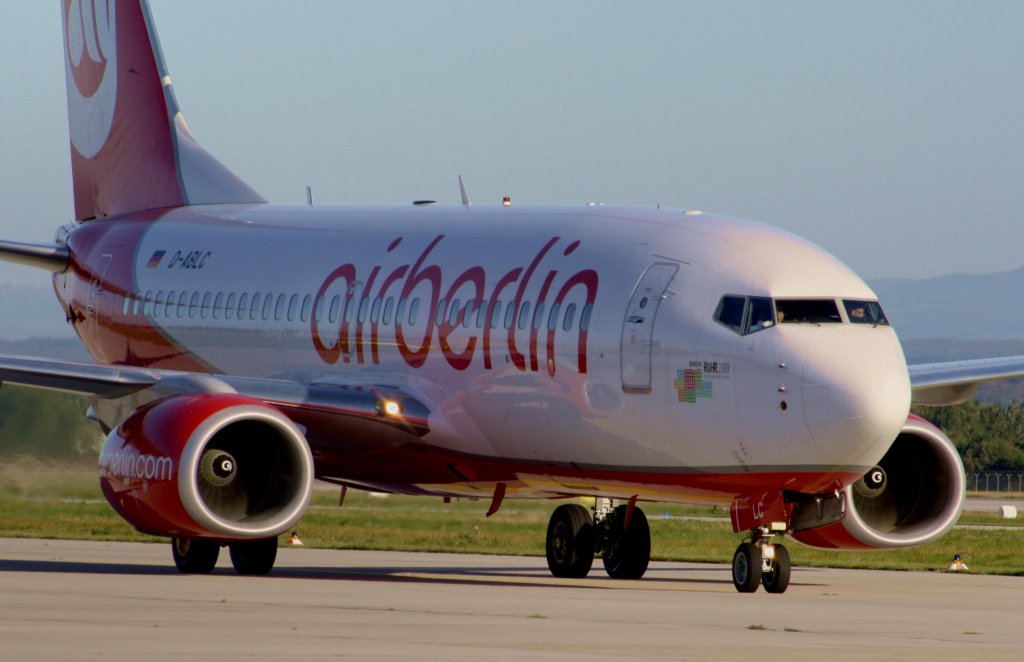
[544,499,652,580]
[731,528,791,594]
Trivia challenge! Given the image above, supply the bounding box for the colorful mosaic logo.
[674,368,712,403]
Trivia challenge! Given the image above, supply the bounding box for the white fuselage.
[57,203,911,501]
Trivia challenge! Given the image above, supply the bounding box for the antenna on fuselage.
[306,186,314,206]
[458,175,471,207]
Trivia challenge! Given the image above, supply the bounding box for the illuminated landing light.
[502,197,511,207]
[374,399,404,417]
[684,210,703,215]
[288,531,304,546]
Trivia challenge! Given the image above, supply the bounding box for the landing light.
[374,399,403,417]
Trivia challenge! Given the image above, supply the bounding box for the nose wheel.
[731,532,791,594]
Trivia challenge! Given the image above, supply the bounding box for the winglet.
[61,0,265,221]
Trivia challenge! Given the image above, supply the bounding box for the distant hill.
[870,267,1024,340]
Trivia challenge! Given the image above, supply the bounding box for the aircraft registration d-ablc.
[3,0,1024,593]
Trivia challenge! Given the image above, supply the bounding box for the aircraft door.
[621,263,679,393]
[87,253,112,359]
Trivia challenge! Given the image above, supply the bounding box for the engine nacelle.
[98,393,313,540]
[791,415,965,550]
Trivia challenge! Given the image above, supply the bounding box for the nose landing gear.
[731,528,791,594]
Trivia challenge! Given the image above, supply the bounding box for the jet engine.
[98,393,313,540]
[791,415,965,550]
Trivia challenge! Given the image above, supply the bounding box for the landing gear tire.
[171,538,219,574]
[602,505,651,579]
[732,542,762,593]
[546,504,595,578]
[761,543,791,594]
[229,537,279,575]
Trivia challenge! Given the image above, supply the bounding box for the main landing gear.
[731,529,791,594]
[545,499,651,580]
[171,536,279,575]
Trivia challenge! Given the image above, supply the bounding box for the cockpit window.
[745,297,774,333]
[844,299,889,325]
[714,296,745,333]
[775,299,841,324]
[714,295,775,335]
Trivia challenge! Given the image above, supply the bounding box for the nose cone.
[801,331,910,467]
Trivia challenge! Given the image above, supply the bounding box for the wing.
[909,355,1024,406]
[0,353,430,436]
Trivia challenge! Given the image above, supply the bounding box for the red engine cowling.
[98,393,313,540]
[791,415,965,550]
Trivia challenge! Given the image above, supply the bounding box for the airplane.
[3,0,1024,594]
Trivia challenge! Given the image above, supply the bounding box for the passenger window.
[287,294,299,322]
[503,302,515,330]
[250,293,262,321]
[562,303,577,332]
[177,292,189,318]
[122,295,132,316]
[274,294,286,321]
[370,297,382,324]
[435,299,447,327]
[262,293,274,320]
[329,295,341,323]
[165,291,177,318]
[518,302,531,330]
[225,293,236,320]
[357,297,369,324]
[200,292,212,319]
[776,299,841,324]
[189,292,200,319]
[382,297,394,325]
[238,293,249,320]
[408,298,420,325]
[476,300,488,328]
[301,295,312,322]
[153,291,165,317]
[547,303,561,331]
[491,301,503,329]
[463,301,474,328]
[142,291,153,316]
[448,299,461,327]
[532,302,545,331]
[396,299,407,326]
[212,292,224,320]
[580,304,593,332]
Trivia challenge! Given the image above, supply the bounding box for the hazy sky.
[3,0,1024,288]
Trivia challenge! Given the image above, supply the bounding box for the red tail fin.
[62,0,264,221]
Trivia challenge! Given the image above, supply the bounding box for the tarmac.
[1,538,1022,660]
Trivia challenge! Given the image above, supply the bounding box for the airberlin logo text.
[311,235,598,376]
[100,449,175,482]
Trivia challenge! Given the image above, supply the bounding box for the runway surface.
[1,538,1022,661]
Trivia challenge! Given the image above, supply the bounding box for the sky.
[3,0,1024,293]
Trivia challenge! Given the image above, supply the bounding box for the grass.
[2,457,1023,574]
